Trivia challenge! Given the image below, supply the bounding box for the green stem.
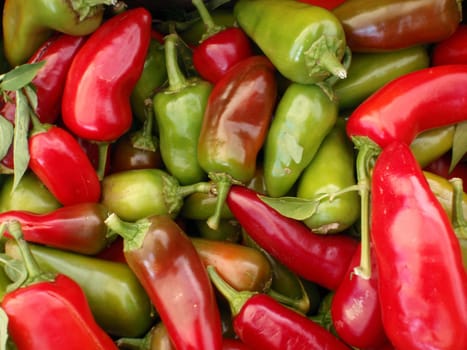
[96,142,110,180]
[267,286,310,315]
[164,34,187,91]
[450,177,467,239]
[115,337,145,349]
[72,0,118,21]
[104,213,151,252]
[177,181,212,198]
[131,106,157,152]
[305,36,347,81]
[207,173,235,230]
[206,265,254,316]
[192,0,225,41]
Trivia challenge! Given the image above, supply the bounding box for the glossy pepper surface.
[370,141,467,349]
[2,0,115,67]
[333,0,462,52]
[154,33,211,185]
[62,7,152,142]
[432,24,467,66]
[105,213,224,350]
[234,0,348,84]
[263,82,338,197]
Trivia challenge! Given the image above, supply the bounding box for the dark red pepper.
[208,266,350,350]
[0,220,118,350]
[226,185,358,290]
[28,124,101,206]
[297,0,346,10]
[61,8,152,143]
[432,24,467,66]
[371,141,467,349]
[105,213,223,350]
[0,202,111,255]
[191,0,253,84]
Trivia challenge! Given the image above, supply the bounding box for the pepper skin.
[346,65,467,148]
[226,185,358,290]
[5,240,155,338]
[0,202,111,255]
[370,141,467,349]
[2,0,114,67]
[28,125,101,206]
[432,24,467,66]
[62,7,152,142]
[333,0,462,52]
[263,82,338,197]
[154,33,211,185]
[105,214,224,350]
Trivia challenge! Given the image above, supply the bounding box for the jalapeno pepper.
[263,82,338,197]
[105,213,224,350]
[370,141,467,349]
[333,0,462,52]
[234,0,348,84]
[154,33,211,185]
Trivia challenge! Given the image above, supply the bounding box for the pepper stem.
[71,0,118,21]
[104,213,152,252]
[207,172,237,230]
[206,265,255,316]
[131,105,158,152]
[449,177,467,239]
[164,34,188,91]
[192,0,225,42]
[351,137,381,280]
[304,36,347,82]
[177,181,212,198]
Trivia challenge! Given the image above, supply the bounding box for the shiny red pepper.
[0,33,86,170]
[208,266,350,350]
[0,202,111,255]
[191,0,253,84]
[226,185,358,290]
[346,64,467,148]
[61,8,152,142]
[432,24,467,65]
[28,125,101,206]
[105,213,223,350]
[0,220,118,350]
[371,141,467,349]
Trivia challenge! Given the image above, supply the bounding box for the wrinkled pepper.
[197,55,277,229]
[154,33,211,185]
[105,213,224,350]
[2,0,115,67]
[234,0,348,84]
[263,82,338,197]
[370,141,467,349]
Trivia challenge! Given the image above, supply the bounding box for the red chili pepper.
[0,202,111,255]
[226,185,358,290]
[371,141,467,349]
[330,244,389,350]
[61,8,152,142]
[0,220,118,350]
[296,0,346,10]
[0,33,86,170]
[208,266,350,350]
[28,125,101,206]
[346,65,467,148]
[105,213,223,350]
[432,24,467,66]
[347,65,467,147]
[191,0,253,84]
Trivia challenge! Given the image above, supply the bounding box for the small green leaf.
[450,121,467,172]
[258,195,320,220]
[0,115,13,160]
[0,307,8,350]
[0,61,45,92]
[23,84,38,112]
[12,90,31,191]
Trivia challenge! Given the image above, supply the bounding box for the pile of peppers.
[0,0,466,349]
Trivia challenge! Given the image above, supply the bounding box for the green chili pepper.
[131,38,167,124]
[2,0,116,67]
[334,46,430,111]
[296,119,360,234]
[4,240,155,337]
[411,126,455,168]
[154,33,212,185]
[0,171,61,214]
[101,168,212,221]
[263,82,338,197]
[234,0,348,84]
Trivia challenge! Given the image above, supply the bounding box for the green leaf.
[0,307,8,350]
[0,115,13,160]
[258,195,320,220]
[23,84,38,112]
[450,121,467,172]
[12,90,31,191]
[0,61,45,92]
